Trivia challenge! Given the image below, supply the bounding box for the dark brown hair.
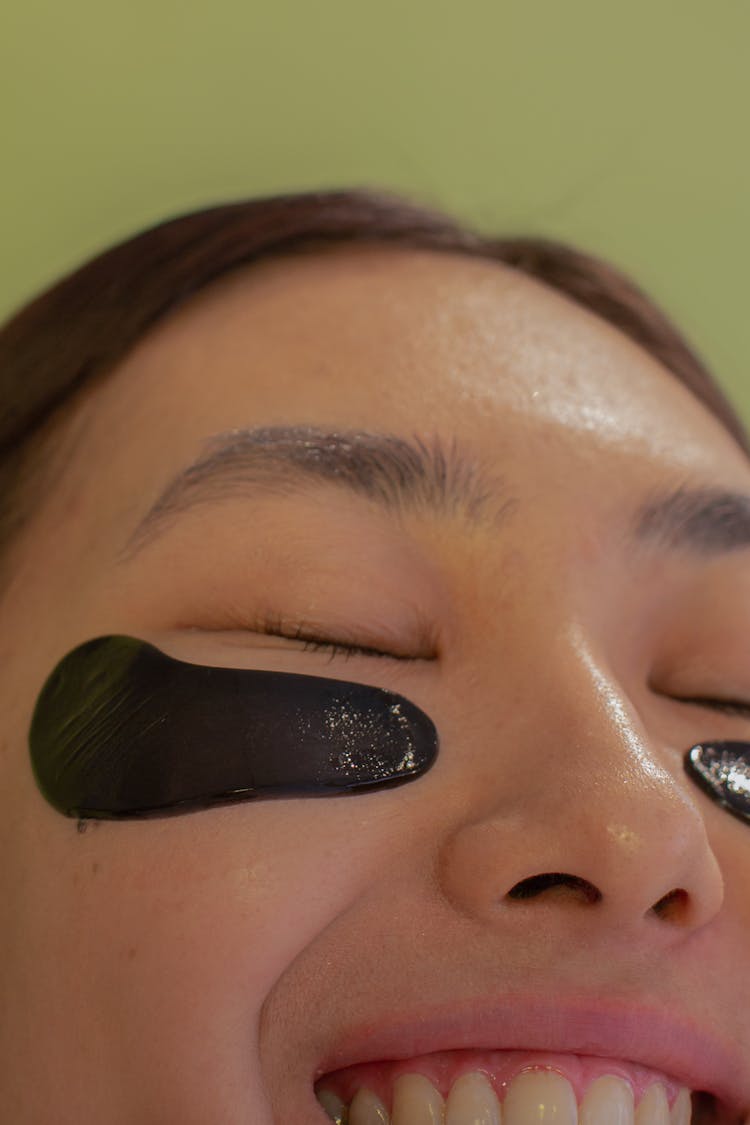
[1,187,748,564]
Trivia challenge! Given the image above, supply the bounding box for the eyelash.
[258,619,416,663]
[678,695,750,719]
[297,637,396,662]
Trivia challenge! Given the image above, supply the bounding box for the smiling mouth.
[313,1050,740,1125]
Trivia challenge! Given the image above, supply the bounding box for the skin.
[0,244,749,1123]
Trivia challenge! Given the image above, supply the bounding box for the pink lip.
[315,993,748,1116]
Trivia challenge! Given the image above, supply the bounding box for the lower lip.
[315,1048,687,1108]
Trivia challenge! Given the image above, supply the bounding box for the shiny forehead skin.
[37,246,750,573]
[28,635,439,820]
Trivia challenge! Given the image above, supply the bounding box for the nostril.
[506,873,602,904]
[649,887,689,922]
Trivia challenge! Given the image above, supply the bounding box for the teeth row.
[317,1070,693,1125]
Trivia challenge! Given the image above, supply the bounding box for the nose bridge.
[497,618,680,833]
[543,621,665,797]
[438,614,724,936]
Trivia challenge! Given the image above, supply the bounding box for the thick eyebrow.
[118,425,750,565]
[118,426,512,560]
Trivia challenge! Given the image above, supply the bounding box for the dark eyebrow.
[118,426,513,560]
[632,483,750,558]
[118,425,750,565]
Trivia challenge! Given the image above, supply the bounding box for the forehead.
[39,244,750,545]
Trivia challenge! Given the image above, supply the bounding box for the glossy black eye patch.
[684,742,750,826]
[28,635,439,820]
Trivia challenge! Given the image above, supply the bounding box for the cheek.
[2,800,386,1117]
[49,804,380,1013]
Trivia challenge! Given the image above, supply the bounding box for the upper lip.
[314,992,748,1119]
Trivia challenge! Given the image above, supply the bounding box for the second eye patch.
[684,741,750,825]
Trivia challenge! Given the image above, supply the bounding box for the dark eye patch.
[684,742,750,825]
[28,635,439,820]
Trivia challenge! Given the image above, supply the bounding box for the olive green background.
[3,1,749,419]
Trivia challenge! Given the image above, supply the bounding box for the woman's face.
[2,246,750,1125]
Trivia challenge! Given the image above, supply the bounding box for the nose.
[437,625,724,942]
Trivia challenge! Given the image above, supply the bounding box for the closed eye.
[675,695,750,719]
[255,617,423,663]
[181,610,434,662]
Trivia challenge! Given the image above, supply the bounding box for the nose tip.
[436,634,726,940]
[438,785,724,938]
[434,621,728,945]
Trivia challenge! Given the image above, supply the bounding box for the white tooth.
[669,1089,692,1125]
[636,1085,670,1125]
[350,1086,390,1125]
[446,1070,501,1125]
[316,1088,348,1124]
[580,1076,634,1125]
[503,1070,578,1125]
[392,1073,444,1125]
